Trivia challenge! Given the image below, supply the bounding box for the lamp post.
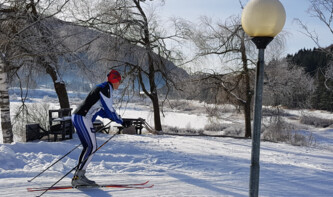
[241,0,286,197]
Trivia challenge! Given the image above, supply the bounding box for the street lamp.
[241,0,286,197]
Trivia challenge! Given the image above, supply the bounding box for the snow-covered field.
[1,97,333,197]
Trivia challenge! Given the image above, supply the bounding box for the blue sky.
[158,0,332,56]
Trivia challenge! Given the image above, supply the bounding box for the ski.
[27,181,153,192]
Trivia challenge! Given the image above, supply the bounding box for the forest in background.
[287,48,333,111]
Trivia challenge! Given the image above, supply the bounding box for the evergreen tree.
[287,48,333,111]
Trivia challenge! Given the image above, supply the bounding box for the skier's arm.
[99,92,123,124]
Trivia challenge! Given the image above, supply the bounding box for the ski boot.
[72,170,98,188]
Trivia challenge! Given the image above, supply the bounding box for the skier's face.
[112,81,120,90]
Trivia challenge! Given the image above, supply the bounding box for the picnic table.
[116,118,145,135]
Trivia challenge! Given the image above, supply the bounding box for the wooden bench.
[25,123,49,142]
[93,120,110,134]
[117,118,145,135]
[49,108,73,141]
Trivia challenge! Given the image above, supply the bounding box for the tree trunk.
[244,67,252,138]
[0,56,13,143]
[151,93,162,132]
[148,56,162,132]
[54,82,70,109]
[45,62,70,109]
[241,33,252,138]
[244,101,252,138]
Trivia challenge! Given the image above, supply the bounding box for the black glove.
[122,120,131,128]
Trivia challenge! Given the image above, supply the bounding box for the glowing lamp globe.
[241,0,286,37]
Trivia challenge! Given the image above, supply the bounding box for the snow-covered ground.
[1,98,333,197]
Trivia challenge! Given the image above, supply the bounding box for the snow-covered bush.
[167,100,198,112]
[205,104,239,118]
[163,125,204,135]
[262,108,316,146]
[300,115,333,128]
[204,122,227,131]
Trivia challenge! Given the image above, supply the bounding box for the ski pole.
[28,120,112,183]
[37,129,120,197]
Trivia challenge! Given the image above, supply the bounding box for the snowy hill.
[1,100,333,196]
[8,17,190,92]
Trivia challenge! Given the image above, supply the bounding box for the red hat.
[108,70,121,83]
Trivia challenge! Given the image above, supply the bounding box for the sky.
[157,0,332,56]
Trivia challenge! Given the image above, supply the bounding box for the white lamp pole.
[241,0,286,196]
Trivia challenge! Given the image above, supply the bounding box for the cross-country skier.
[71,69,124,187]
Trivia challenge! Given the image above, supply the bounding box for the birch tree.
[0,55,13,143]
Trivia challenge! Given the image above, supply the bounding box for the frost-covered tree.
[66,0,185,132]
[0,0,77,142]
[325,62,333,90]
[181,16,255,138]
[0,0,72,109]
[177,12,285,138]
[263,59,316,108]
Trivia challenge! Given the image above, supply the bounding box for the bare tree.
[178,16,258,138]
[300,0,333,49]
[0,0,85,142]
[178,14,285,138]
[296,0,333,90]
[67,0,185,132]
[0,0,72,109]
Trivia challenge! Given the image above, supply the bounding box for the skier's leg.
[71,114,97,186]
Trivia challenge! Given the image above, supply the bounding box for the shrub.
[163,125,204,135]
[262,112,316,147]
[167,100,196,112]
[204,122,227,131]
[300,115,333,128]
